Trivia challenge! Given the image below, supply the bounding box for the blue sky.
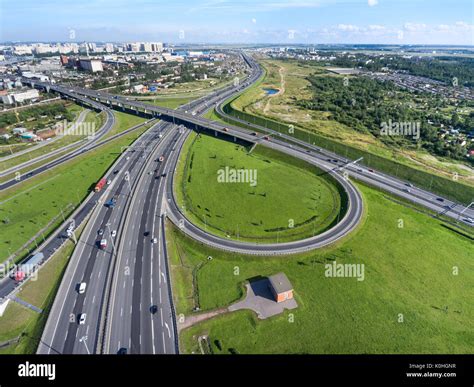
[1,0,473,44]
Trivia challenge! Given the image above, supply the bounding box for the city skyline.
[1,0,473,45]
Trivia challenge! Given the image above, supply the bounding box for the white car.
[111,230,117,238]
[79,313,87,325]
[78,282,87,294]
[152,237,158,244]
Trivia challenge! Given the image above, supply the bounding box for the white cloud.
[368,24,385,31]
[403,23,427,31]
[368,0,378,6]
[337,24,359,32]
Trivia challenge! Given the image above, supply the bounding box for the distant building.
[79,59,103,72]
[20,132,38,141]
[268,273,294,303]
[1,89,39,104]
[13,127,27,135]
[60,55,69,66]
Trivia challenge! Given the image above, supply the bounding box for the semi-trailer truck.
[95,177,107,192]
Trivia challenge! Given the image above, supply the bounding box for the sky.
[1,0,473,45]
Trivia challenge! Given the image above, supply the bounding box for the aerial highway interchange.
[1,51,472,356]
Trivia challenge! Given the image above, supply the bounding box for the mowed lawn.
[171,183,474,354]
[174,133,342,243]
[103,110,147,139]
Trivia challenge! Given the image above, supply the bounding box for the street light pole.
[79,335,90,355]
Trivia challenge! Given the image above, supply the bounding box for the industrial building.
[0,89,39,104]
[79,59,103,72]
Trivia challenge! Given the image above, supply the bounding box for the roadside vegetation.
[217,59,473,204]
[103,110,147,139]
[174,132,344,243]
[0,110,104,174]
[168,182,473,354]
[0,233,76,354]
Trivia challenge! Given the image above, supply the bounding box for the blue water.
[263,88,279,95]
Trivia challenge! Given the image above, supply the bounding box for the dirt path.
[177,307,229,332]
[263,65,286,114]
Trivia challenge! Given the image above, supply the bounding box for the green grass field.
[0,236,75,353]
[0,120,150,264]
[0,221,90,354]
[169,181,474,354]
[103,110,147,139]
[174,132,344,243]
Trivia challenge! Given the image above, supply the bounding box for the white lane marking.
[121,307,123,317]
[92,295,95,304]
[160,308,163,327]
[164,322,171,338]
[159,287,162,303]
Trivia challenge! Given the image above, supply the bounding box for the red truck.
[95,177,107,192]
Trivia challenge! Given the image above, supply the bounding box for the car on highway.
[150,305,158,314]
[111,230,117,238]
[98,229,104,236]
[152,237,158,244]
[405,183,414,188]
[78,282,87,294]
[113,169,119,174]
[99,239,107,250]
[117,348,127,355]
[251,132,257,136]
[144,231,150,237]
[107,179,112,185]
[223,127,229,132]
[463,217,474,224]
[79,313,87,325]
[436,197,445,202]
[368,169,374,173]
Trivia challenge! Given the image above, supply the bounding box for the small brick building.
[268,273,294,303]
